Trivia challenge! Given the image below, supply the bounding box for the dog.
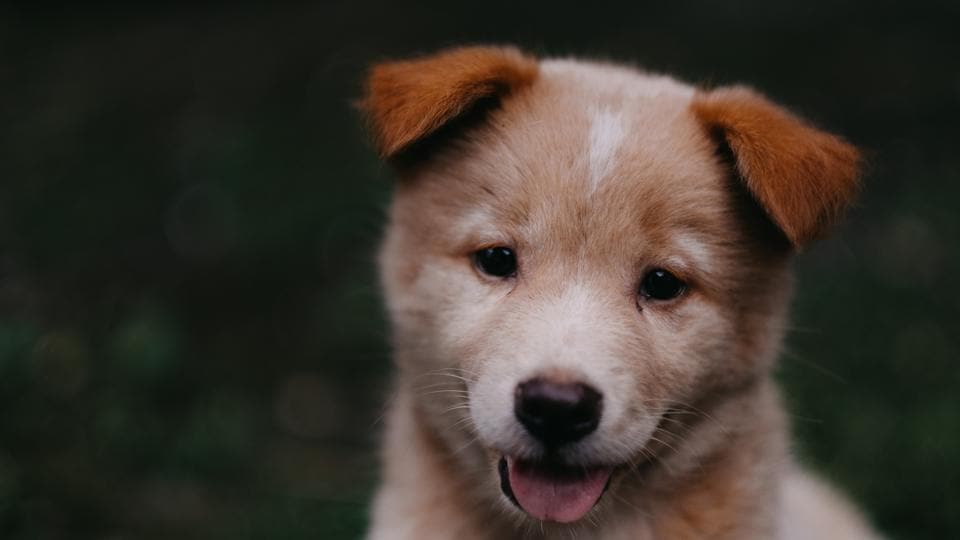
[359,45,880,539]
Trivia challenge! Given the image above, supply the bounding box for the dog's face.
[364,47,859,526]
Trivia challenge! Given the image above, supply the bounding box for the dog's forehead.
[508,59,711,187]
[458,60,730,243]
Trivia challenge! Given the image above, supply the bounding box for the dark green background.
[1,2,958,539]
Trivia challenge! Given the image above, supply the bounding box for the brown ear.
[360,46,539,158]
[691,87,862,248]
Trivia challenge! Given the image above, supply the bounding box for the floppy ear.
[691,87,862,248]
[360,46,539,158]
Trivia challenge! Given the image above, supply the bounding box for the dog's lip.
[498,455,615,523]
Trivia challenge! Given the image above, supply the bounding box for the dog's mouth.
[498,456,614,523]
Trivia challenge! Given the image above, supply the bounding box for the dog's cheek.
[634,301,741,404]
[427,266,515,366]
[393,257,519,460]
[454,305,533,454]
[469,362,528,455]
[658,288,788,402]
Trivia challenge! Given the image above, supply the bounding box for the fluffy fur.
[361,46,879,539]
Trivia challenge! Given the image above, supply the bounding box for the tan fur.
[361,46,879,539]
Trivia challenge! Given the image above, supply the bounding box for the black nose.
[514,378,602,446]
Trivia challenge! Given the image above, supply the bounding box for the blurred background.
[1,2,958,539]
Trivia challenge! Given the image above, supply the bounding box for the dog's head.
[362,46,860,526]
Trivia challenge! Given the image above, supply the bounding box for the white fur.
[469,282,656,464]
[670,232,714,272]
[587,108,626,192]
[778,469,882,540]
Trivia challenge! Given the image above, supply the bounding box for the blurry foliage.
[0,2,958,539]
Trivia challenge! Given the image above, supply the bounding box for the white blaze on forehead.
[587,108,626,192]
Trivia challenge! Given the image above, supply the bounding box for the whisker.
[418,389,471,397]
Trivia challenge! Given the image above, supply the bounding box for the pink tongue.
[507,458,612,523]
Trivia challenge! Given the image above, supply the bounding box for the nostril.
[514,378,603,446]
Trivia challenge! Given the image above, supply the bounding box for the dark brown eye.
[475,247,517,278]
[640,269,686,301]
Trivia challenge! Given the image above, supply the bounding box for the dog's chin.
[497,455,616,524]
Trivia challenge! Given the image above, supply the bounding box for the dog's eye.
[640,269,686,301]
[474,247,517,278]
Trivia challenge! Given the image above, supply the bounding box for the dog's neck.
[368,378,788,540]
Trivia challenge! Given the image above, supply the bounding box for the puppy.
[360,46,880,539]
